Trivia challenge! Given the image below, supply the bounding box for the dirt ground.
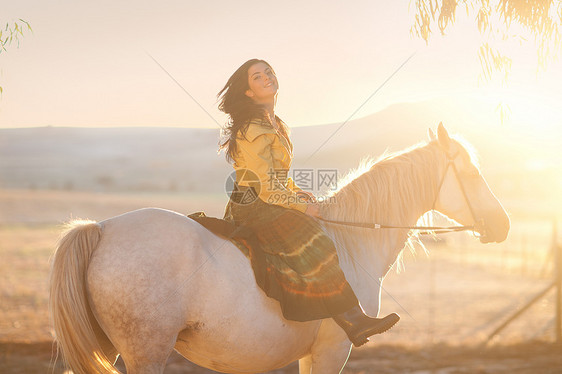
[1,340,562,373]
[1,189,561,373]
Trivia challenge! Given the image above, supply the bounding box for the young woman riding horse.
[217,58,400,347]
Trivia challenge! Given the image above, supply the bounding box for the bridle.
[317,149,485,236]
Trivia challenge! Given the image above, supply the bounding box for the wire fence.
[375,218,560,347]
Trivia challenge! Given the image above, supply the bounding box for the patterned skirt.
[218,185,359,322]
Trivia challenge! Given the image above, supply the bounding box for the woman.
[217,59,399,347]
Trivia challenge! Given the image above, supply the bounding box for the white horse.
[49,124,509,374]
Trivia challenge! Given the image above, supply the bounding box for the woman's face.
[245,62,278,103]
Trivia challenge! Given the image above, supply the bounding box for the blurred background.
[1,1,561,373]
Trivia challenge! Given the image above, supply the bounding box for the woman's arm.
[304,203,321,217]
[237,133,309,212]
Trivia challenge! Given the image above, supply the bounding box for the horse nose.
[480,213,510,243]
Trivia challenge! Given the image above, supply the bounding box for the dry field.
[1,189,561,373]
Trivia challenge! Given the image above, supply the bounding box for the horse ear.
[428,128,437,141]
[437,122,451,150]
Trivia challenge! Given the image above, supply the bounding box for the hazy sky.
[1,0,561,130]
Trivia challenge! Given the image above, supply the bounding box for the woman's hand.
[296,191,317,203]
[305,203,321,218]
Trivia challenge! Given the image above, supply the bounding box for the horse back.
[85,208,318,371]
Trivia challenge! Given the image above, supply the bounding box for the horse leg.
[309,319,352,374]
[93,318,119,365]
[121,361,166,374]
[119,343,173,374]
[299,355,312,374]
[114,331,177,374]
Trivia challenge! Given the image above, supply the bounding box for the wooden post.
[554,220,561,343]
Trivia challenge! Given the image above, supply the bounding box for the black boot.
[333,305,400,347]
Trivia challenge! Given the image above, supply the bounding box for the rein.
[316,217,476,235]
[317,150,482,236]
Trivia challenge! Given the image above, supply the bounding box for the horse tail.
[49,220,120,374]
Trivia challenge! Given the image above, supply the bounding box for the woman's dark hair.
[217,59,290,163]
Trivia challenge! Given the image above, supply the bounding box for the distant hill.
[1,99,559,214]
[0,126,227,192]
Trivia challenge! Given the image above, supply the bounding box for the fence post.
[486,219,560,344]
[554,220,561,343]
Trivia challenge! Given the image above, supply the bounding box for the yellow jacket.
[232,118,308,212]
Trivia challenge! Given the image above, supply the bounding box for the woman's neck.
[263,104,275,123]
[263,108,278,130]
[255,96,276,126]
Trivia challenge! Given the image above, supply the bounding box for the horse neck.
[321,143,446,283]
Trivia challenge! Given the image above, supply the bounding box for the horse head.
[430,123,510,243]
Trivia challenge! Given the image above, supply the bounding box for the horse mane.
[321,134,480,272]
[320,140,447,272]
